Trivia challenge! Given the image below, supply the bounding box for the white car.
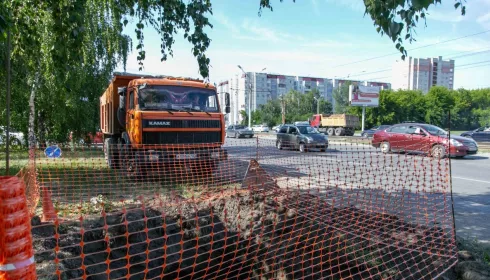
[252,125,270,133]
[0,126,24,146]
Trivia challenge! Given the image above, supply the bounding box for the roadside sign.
[44,145,62,158]
[349,85,380,107]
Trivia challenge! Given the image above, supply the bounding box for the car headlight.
[449,139,463,147]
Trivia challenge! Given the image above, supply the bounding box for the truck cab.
[100,73,230,174]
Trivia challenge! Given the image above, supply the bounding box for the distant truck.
[100,73,230,176]
[309,114,359,136]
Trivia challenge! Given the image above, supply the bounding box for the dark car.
[460,126,490,142]
[361,125,392,138]
[372,123,478,158]
[276,125,328,152]
[226,125,254,138]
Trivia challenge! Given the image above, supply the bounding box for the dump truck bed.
[321,114,359,128]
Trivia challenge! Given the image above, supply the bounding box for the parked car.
[276,125,328,152]
[372,123,478,158]
[361,125,392,138]
[0,126,24,146]
[226,125,254,138]
[69,131,104,145]
[460,126,490,141]
[252,124,270,133]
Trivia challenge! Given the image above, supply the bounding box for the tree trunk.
[28,74,39,153]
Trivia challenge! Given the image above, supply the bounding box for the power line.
[338,58,490,81]
[331,29,490,68]
[341,46,490,79]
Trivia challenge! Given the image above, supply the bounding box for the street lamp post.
[237,65,266,128]
[314,96,320,115]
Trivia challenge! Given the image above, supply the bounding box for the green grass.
[0,149,29,175]
[448,131,465,136]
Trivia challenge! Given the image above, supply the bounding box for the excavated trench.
[32,188,454,280]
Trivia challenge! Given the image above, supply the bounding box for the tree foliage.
[333,82,351,113]
[348,86,490,130]
[251,89,333,127]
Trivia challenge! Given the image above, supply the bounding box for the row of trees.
[241,89,333,127]
[242,84,490,130]
[334,82,490,130]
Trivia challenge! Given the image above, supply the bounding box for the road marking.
[452,176,490,184]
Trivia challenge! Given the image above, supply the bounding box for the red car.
[372,123,478,158]
[69,131,104,146]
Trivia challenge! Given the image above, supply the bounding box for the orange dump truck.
[100,73,230,175]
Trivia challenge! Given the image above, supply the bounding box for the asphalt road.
[223,134,490,243]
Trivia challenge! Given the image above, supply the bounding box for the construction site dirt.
[32,188,455,280]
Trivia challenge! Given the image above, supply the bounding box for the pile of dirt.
[32,189,456,280]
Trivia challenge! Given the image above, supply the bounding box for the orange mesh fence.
[24,137,457,279]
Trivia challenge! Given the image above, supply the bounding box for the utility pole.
[280,95,286,124]
[314,96,320,115]
[6,28,11,175]
[237,65,266,128]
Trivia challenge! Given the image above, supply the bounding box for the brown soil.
[32,188,456,280]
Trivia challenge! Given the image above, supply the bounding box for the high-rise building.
[392,56,454,93]
[217,72,336,125]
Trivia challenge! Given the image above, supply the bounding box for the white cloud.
[427,10,465,23]
[477,12,490,23]
[213,12,240,34]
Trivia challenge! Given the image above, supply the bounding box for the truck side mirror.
[225,92,231,114]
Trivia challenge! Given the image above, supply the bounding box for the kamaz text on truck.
[100,73,230,176]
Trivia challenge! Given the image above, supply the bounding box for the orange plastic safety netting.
[22,137,457,279]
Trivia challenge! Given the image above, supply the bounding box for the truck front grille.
[142,131,221,144]
[142,119,220,129]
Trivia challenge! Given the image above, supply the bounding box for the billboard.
[349,85,380,107]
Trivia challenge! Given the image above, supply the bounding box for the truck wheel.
[327,128,334,136]
[335,128,344,136]
[104,138,118,169]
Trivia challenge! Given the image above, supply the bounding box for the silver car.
[0,126,24,146]
[226,125,255,138]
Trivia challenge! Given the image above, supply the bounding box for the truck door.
[127,89,137,144]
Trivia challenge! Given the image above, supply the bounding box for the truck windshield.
[297,126,320,134]
[138,85,219,112]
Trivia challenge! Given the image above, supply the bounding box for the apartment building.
[392,56,455,93]
[218,72,336,125]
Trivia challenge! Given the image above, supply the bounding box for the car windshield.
[297,126,320,134]
[138,85,218,112]
[235,125,247,130]
[378,125,391,130]
[421,124,447,136]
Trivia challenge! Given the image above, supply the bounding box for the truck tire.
[104,138,118,169]
[327,128,335,136]
[335,127,344,136]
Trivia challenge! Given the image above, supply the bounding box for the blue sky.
[118,0,490,89]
